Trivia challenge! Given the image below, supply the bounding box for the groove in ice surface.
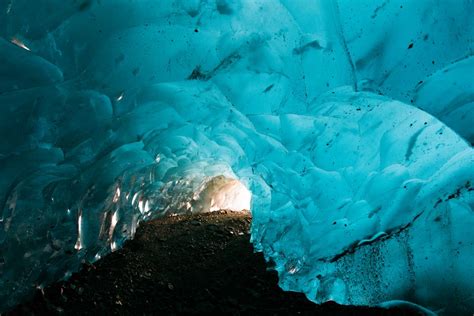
[0,0,473,314]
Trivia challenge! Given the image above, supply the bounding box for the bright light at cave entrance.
[209,179,251,212]
[195,176,252,213]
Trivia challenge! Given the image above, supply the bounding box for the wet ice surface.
[0,0,473,314]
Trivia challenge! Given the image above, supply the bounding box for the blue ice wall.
[0,0,473,313]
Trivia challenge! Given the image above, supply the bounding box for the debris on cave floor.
[9,211,420,315]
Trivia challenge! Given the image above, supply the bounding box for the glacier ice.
[0,0,473,313]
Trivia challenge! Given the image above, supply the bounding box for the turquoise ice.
[0,0,472,313]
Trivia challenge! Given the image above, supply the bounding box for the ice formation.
[0,0,473,313]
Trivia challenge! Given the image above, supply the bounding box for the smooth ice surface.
[0,0,473,313]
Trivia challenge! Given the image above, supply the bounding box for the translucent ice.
[0,0,472,314]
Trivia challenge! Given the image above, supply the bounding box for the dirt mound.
[9,211,418,315]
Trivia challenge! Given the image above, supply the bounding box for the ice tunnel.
[0,0,473,313]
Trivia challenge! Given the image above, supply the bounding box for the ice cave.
[0,0,473,314]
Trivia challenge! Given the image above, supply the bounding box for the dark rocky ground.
[9,211,420,315]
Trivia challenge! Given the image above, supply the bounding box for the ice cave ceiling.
[0,0,473,313]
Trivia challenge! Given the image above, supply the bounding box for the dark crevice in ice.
[322,211,424,264]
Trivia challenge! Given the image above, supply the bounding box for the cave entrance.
[195,176,251,213]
